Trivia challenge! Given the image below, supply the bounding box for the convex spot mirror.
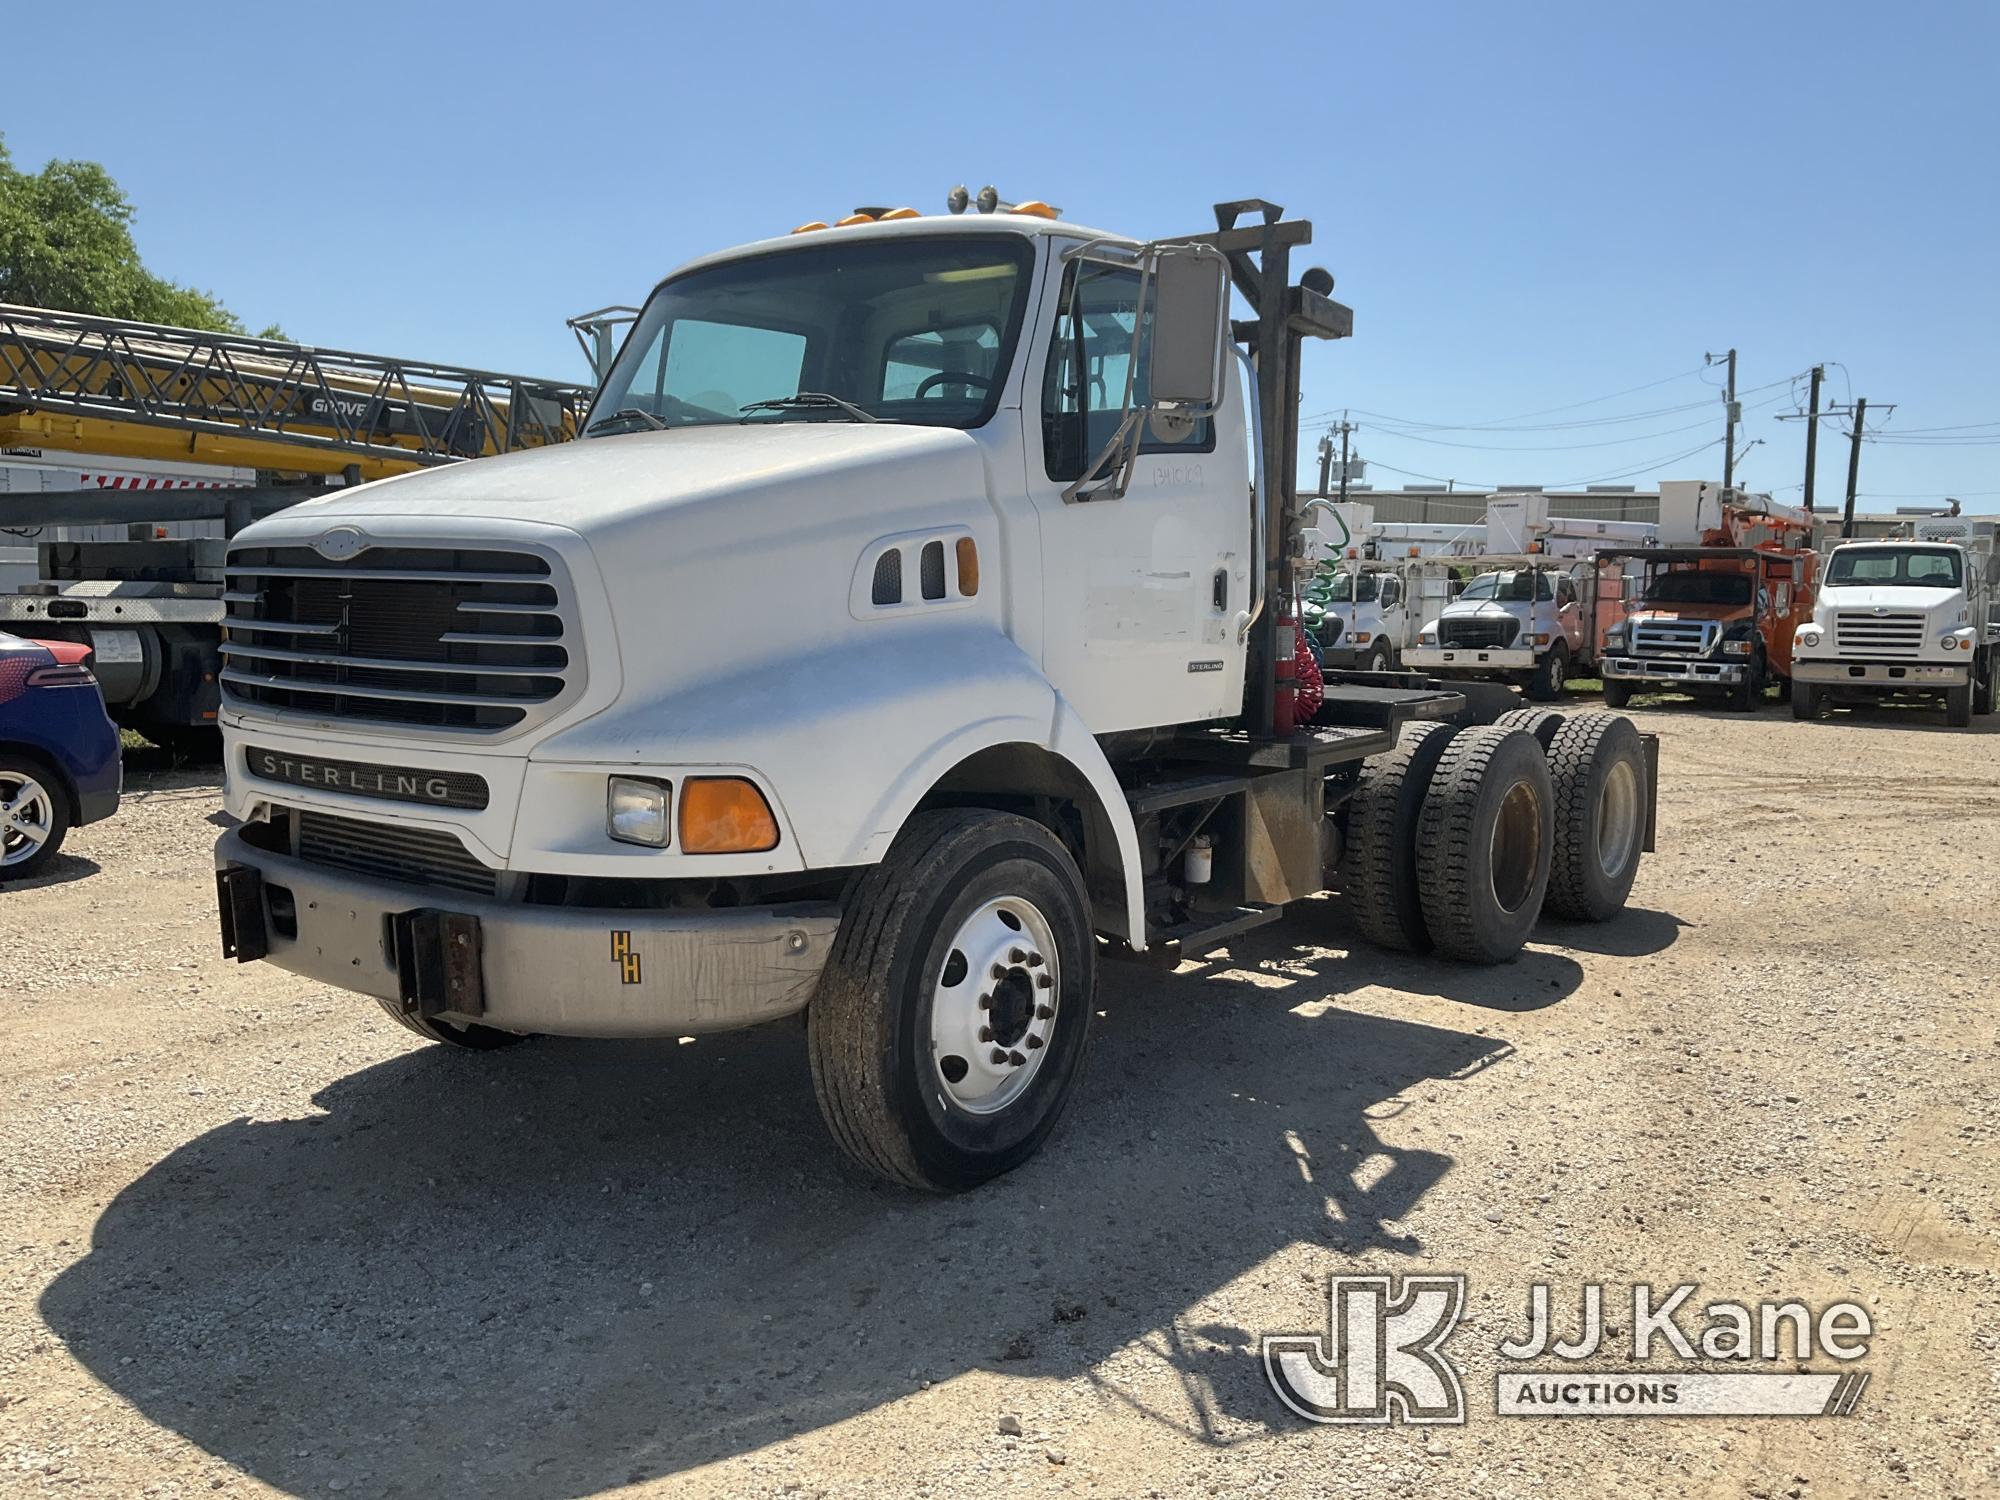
[1146,248,1229,412]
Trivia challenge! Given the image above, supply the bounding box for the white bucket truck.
[1791,517,1998,727]
[212,195,1657,1190]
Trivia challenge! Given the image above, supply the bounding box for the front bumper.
[1602,655,1745,685]
[1792,659,1970,687]
[214,826,839,1038]
[1404,645,1535,674]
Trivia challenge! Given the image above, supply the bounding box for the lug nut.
[1025,952,1043,967]
[991,964,1008,981]
[978,1026,992,1042]
[1035,973,1053,989]
[990,1048,1008,1065]
[1007,1050,1027,1067]
[1025,1035,1043,1050]
[978,993,991,1009]
[1009,948,1027,964]
[1035,1004,1054,1020]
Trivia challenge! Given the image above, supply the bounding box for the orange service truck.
[1597,481,1818,711]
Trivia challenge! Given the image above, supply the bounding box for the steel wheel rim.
[1597,759,1640,878]
[1489,780,1542,914]
[1549,653,1565,692]
[929,895,1059,1115]
[0,772,55,867]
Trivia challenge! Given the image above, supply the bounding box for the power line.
[1310,369,1809,436]
[1349,390,1793,454]
[1352,437,1721,493]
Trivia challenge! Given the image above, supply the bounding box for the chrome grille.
[220,545,571,732]
[293,809,496,896]
[1834,610,1925,658]
[1631,620,1716,657]
[1439,616,1519,649]
[1316,615,1345,647]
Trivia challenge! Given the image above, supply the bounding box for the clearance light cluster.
[793,185,1060,234]
[606,775,780,853]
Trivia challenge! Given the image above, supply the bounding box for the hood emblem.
[1872,606,1887,616]
[314,527,367,562]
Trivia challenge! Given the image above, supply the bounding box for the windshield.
[1457,570,1551,602]
[1318,572,1380,604]
[589,235,1035,433]
[1643,569,1752,606]
[1825,546,1964,589]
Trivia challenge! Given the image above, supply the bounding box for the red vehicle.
[1597,497,1818,711]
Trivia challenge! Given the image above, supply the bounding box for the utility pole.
[1337,416,1354,506]
[1840,397,1868,540]
[1708,349,1739,490]
[1802,364,1823,513]
[1317,432,1333,498]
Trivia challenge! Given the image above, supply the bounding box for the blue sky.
[7,2,1996,508]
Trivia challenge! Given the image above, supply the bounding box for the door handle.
[1212,569,1229,611]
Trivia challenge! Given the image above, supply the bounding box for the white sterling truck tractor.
[1790,517,1998,727]
[213,194,1657,1191]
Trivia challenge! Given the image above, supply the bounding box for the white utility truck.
[1791,517,1998,727]
[1402,495,1650,700]
[213,195,1657,1191]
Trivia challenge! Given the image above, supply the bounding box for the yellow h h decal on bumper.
[610,930,641,984]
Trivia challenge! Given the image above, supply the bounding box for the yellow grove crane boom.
[0,303,590,481]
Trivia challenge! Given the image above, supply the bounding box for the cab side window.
[1042,261,1213,483]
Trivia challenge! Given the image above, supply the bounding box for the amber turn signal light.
[679,777,780,854]
[955,536,979,597]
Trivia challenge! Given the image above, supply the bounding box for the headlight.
[608,776,672,847]
[1606,626,1628,649]
[1797,626,1822,648]
[1722,639,1752,656]
[1420,630,1437,646]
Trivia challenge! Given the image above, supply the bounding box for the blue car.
[0,631,122,880]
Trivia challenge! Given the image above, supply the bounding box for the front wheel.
[373,998,528,1051]
[1366,640,1394,673]
[1601,677,1634,710]
[1729,655,1765,711]
[1946,682,1973,728]
[809,809,1095,1192]
[1526,643,1570,702]
[1791,676,1824,721]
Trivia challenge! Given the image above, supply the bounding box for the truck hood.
[1816,584,1963,613]
[261,423,983,529]
[1439,599,1529,620]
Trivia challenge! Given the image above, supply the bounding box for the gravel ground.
[2,706,1996,1499]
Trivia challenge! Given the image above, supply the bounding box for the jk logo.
[1263,1274,1467,1425]
[610,931,641,985]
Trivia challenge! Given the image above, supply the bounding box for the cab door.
[1021,250,1251,734]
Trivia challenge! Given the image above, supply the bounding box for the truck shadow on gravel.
[42,944,1522,1498]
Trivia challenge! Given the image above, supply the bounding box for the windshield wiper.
[586,406,669,435]
[740,392,879,424]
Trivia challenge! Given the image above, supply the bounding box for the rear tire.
[373,998,528,1050]
[1542,712,1647,922]
[1492,706,1566,749]
[1338,721,1458,952]
[0,758,70,881]
[809,809,1094,1192]
[1415,727,1554,964]
[1526,643,1570,702]
[1946,682,1973,728]
[1601,678,1634,709]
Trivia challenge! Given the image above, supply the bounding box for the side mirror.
[1147,248,1229,412]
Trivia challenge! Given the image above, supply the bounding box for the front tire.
[809,809,1095,1192]
[1791,676,1824,720]
[1526,643,1570,702]
[0,759,70,881]
[1946,682,1973,728]
[1729,654,1765,711]
[1366,640,1393,673]
[1601,677,1634,709]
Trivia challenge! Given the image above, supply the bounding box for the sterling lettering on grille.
[243,746,488,810]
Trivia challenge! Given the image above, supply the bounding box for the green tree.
[0,134,275,337]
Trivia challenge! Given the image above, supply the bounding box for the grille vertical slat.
[220,545,573,732]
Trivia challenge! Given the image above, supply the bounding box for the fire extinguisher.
[1274,601,1299,736]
